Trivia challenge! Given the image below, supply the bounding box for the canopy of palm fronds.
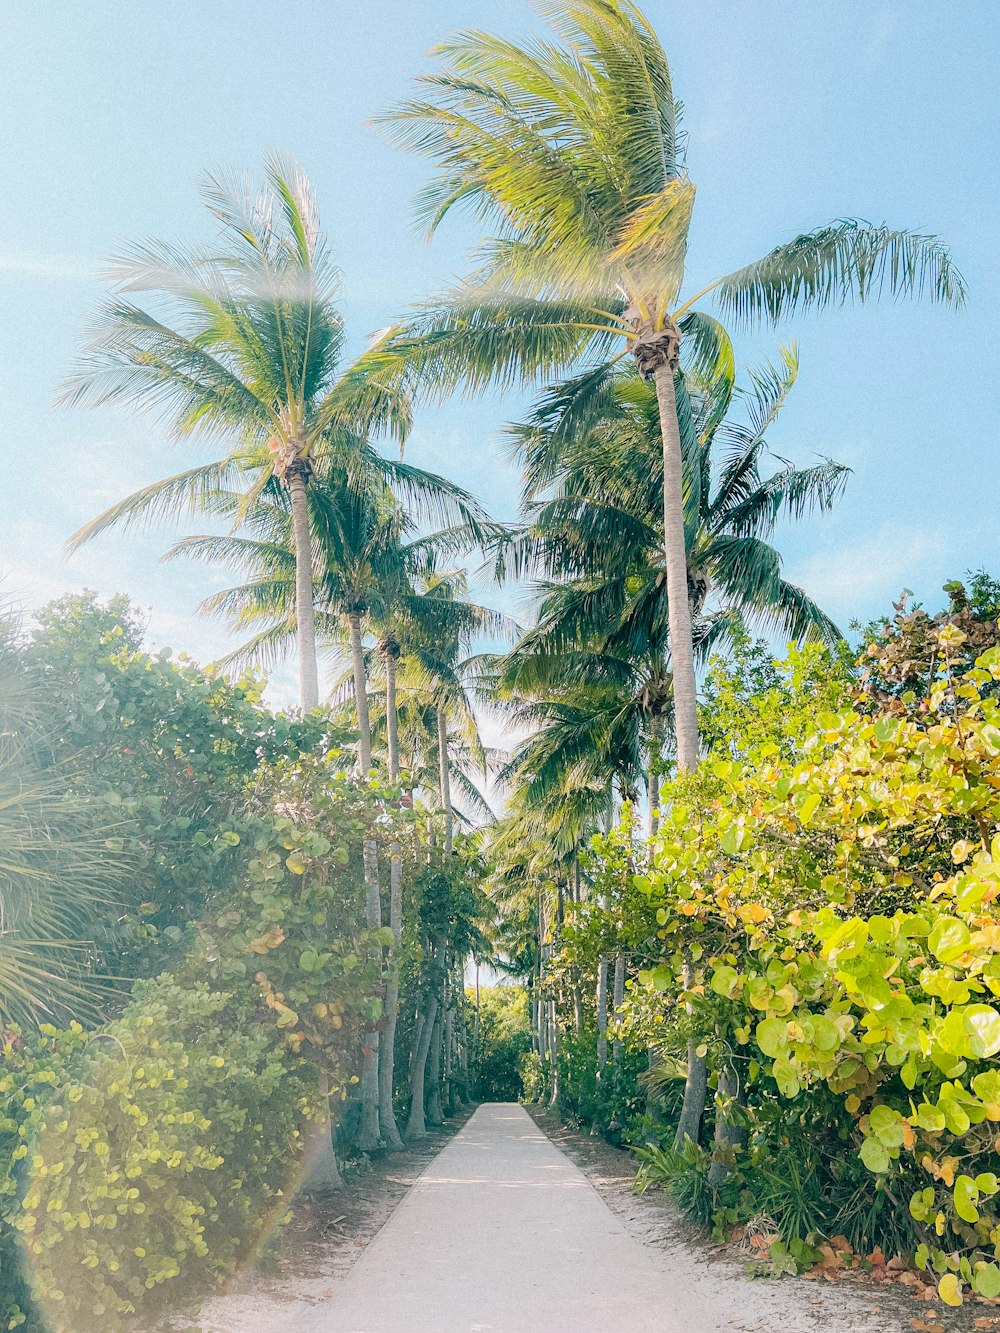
[496,345,846,659]
[0,616,128,1027]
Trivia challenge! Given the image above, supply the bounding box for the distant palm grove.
[6,2,997,1328]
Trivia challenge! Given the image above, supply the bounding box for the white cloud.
[786,523,948,626]
[0,249,96,284]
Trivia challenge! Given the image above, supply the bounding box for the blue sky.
[1,1,997,707]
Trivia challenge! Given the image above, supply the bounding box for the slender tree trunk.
[426,1007,445,1125]
[302,1068,343,1191]
[612,952,625,1065]
[436,705,453,854]
[547,998,559,1109]
[379,642,405,1149]
[675,957,708,1148]
[286,465,320,711]
[635,326,708,1137]
[536,989,547,1097]
[537,895,548,1100]
[355,839,382,1153]
[457,966,471,1103]
[572,974,583,1038]
[378,851,404,1151]
[474,963,481,1052]
[348,610,372,772]
[443,1001,455,1114]
[407,985,439,1141]
[648,710,663,842]
[384,641,400,781]
[596,957,609,1079]
[632,326,698,772]
[708,1057,746,1192]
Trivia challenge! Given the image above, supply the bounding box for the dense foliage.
[528,585,1000,1309]
[468,986,532,1102]
[0,598,485,1331]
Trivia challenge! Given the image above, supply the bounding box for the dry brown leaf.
[819,1242,843,1269]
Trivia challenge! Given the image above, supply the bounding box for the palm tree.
[173,482,502,1147]
[61,154,411,712]
[379,0,965,772]
[393,572,508,855]
[494,346,845,834]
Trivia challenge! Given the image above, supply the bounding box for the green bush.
[623,633,1000,1305]
[0,975,309,1332]
[470,986,531,1101]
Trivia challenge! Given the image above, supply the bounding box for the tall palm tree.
[61,154,411,712]
[493,346,845,833]
[175,485,502,1147]
[379,0,965,772]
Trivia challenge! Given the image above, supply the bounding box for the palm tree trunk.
[443,999,455,1115]
[611,952,625,1065]
[639,329,707,1143]
[378,851,404,1151]
[355,839,381,1153]
[384,644,400,781]
[436,705,453,854]
[379,641,404,1148]
[473,963,481,1052]
[648,710,662,842]
[302,1068,342,1191]
[407,983,439,1140]
[708,1056,746,1192]
[456,966,471,1103]
[640,335,698,774]
[426,1006,445,1125]
[286,466,320,711]
[596,957,609,1079]
[547,997,559,1109]
[348,610,372,772]
[535,976,547,1101]
[675,955,708,1148]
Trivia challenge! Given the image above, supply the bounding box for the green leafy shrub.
[0,975,308,1332]
[625,631,1000,1306]
[470,986,531,1101]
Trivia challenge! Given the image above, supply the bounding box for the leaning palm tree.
[61,154,411,712]
[379,0,965,773]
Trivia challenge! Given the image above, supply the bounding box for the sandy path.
[192,1103,943,1333]
[302,1101,737,1332]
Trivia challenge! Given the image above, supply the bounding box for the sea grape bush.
[627,629,1000,1307]
[0,978,308,1332]
[25,593,341,980]
[0,597,436,1330]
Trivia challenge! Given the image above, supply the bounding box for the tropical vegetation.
[0,0,981,1325]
